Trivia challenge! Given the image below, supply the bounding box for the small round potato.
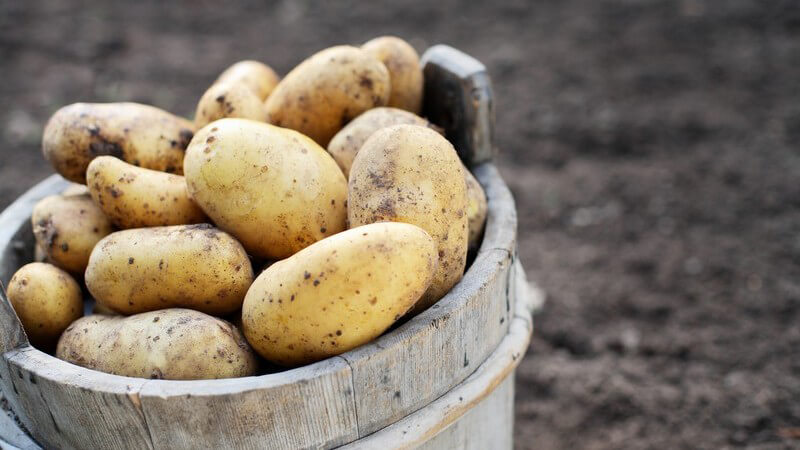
[184,118,347,259]
[57,309,257,380]
[327,107,435,177]
[85,224,254,315]
[42,102,194,183]
[194,81,268,129]
[86,156,207,228]
[265,45,390,146]
[7,263,83,350]
[464,166,488,251]
[32,193,114,275]
[362,36,424,114]
[349,125,468,313]
[242,222,438,366]
[216,60,280,100]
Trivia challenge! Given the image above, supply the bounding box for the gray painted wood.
[421,45,495,167]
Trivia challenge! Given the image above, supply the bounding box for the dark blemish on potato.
[153,336,160,341]
[60,242,69,252]
[463,352,469,367]
[355,290,360,295]
[394,391,401,399]
[128,257,134,264]
[369,297,377,305]
[336,330,342,336]
[438,250,445,258]
[287,344,294,350]
[159,259,164,270]
[320,227,327,233]
[304,271,311,279]
[88,139,124,159]
[291,294,295,301]
[359,75,374,89]
[216,95,225,103]
[150,368,163,379]
[153,317,160,322]
[331,199,335,205]
[170,140,178,147]
[179,129,194,147]
[313,279,320,286]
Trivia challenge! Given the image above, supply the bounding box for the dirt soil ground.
[1,1,799,448]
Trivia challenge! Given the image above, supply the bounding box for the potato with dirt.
[264,45,390,146]
[242,222,438,366]
[327,107,437,177]
[348,124,468,313]
[184,118,347,259]
[42,102,194,183]
[32,193,114,275]
[215,60,280,100]
[85,224,253,315]
[194,82,268,128]
[6,263,83,350]
[362,36,424,114]
[86,156,206,228]
[56,309,257,380]
[464,166,488,251]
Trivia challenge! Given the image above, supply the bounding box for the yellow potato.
[265,45,390,146]
[463,166,488,251]
[348,125,468,312]
[362,36,424,114]
[85,224,253,315]
[61,183,90,196]
[32,193,114,275]
[194,81,268,129]
[184,118,347,259]
[327,107,435,177]
[242,222,437,366]
[42,102,194,183]
[216,60,280,100]
[57,309,257,380]
[6,263,82,350]
[86,156,206,228]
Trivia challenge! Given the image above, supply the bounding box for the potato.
[57,309,257,380]
[362,36,424,114]
[42,102,194,183]
[216,60,280,101]
[61,183,90,196]
[264,45,390,146]
[7,263,82,350]
[86,156,206,228]
[85,224,253,315]
[348,125,468,312]
[184,118,347,259]
[242,222,437,366]
[464,166,488,251]
[327,107,436,177]
[32,193,114,275]
[194,82,268,129]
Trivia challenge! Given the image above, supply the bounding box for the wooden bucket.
[0,46,541,450]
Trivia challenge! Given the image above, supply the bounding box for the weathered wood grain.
[139,356,358,450]
[421,45,495,167]
[4,347,152,450]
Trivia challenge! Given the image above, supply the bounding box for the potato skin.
[327,107,435,177]
[216,60,280,100]
[348,125,468,312]
[7,263,82,350]
[362,36,424,114]
[184,118,347,259]
[242,222,437,366]
[464,166,488,251]
[57,309,257,380]
[86,156,206,228]
[194,82,268,129]
[265,45,390,146]
[32,193,114,275]
[85,224,253,315]
[42,102,194,183]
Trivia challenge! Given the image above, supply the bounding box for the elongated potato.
[216,60,280,100]
[42,102,194,183]
[184,118,347,259]
[57,309,257,380]
[265,45,390,146]
[85,224,253,315]
[464,166,488,251]
[7,263,82,350]
[362,36,424,114]
[349,125,468,312]
[242,222,437,366]
[86,156,206,228]
[327,107,435,177]
[32,193,114,275]
[194,81,268,129]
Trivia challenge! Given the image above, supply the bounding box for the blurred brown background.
[2,1,800,448]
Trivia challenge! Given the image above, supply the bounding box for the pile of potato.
[6,36,488,379]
